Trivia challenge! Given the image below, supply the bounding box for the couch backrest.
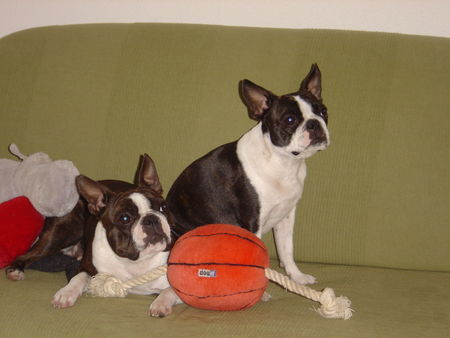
[0,23,448,271]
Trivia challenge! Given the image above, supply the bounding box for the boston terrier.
[51,154,182,317]
[167,64,329,285]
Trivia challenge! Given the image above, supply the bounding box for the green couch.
[0,23,448,337]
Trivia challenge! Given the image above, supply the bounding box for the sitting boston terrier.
[167,64,330,285]
[7,154,181,317]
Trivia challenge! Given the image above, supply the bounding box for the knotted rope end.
[86,266,168,298]
[315,287,354,320]
[265,269,354,320]
[87,273,128,298]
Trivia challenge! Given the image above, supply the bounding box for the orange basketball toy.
[167,224,269,311]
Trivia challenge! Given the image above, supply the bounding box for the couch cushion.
[0,264,448,337]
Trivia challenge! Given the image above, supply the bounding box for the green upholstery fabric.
[1,24,448,272]
[0,24,449,337]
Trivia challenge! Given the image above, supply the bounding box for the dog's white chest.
[92,223,169,295]
[237,125,307,236]
[259,167,305,231]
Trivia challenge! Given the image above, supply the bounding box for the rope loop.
[87,265,167,298]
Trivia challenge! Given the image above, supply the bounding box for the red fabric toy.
[167,224,269,311]
[0,196,44,268]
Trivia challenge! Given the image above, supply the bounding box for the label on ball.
[198,269,217,278]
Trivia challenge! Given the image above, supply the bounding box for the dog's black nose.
[306,119,326,145]
[142,214,161,227]
[141,214,168,245]
[306,119,321,131]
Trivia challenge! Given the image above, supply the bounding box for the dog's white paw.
[148,298,173,318]
[52,288,80,308]
[289,272,317,285]
[6,268,25,281]
[51,272,88,309]
[261,291,272,302]
[148,288,181,318]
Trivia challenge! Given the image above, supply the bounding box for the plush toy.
[88,224,353,319]
[167,224,269,311]
[0,144,80,217]
[0,144,80,269]
[0,196,44,268]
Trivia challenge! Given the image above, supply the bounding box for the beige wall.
[1,0,449,38]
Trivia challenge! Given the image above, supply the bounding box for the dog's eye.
[319,108,328,123]
[285,116,296,125]
[119,214,132,224]
[159,202,168,213]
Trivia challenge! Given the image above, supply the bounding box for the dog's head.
[76,154,172,260]
[239,64,330,159]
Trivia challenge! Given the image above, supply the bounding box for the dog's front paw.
[261,291,272,302]
[148,288,181,318]
[5,267,25,281]
[51,272,88,308]
[148,298,173,318]
[52,288,80,308]
[289,271,317,285]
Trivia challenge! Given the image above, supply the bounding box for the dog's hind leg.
[5,201,85,281]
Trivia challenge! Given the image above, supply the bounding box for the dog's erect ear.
[239,79,276,121]
[299,63,322,101]
[137,154,163,195]
[76,175,109,216]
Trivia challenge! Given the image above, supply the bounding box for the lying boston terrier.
[52,154,182,316]
[167,64,329,285]
[7,155,181,317]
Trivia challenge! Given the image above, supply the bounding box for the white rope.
[87,265,167,297]
[87,265,353,320]
[264,268,353,320]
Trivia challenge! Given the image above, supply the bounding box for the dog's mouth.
[310,138,327,147]
[290,140,329,157]
[135,232,170,249]
[132,215,172,253]
[145,233,170,250]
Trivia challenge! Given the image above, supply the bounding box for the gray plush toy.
[0,144,79,217]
